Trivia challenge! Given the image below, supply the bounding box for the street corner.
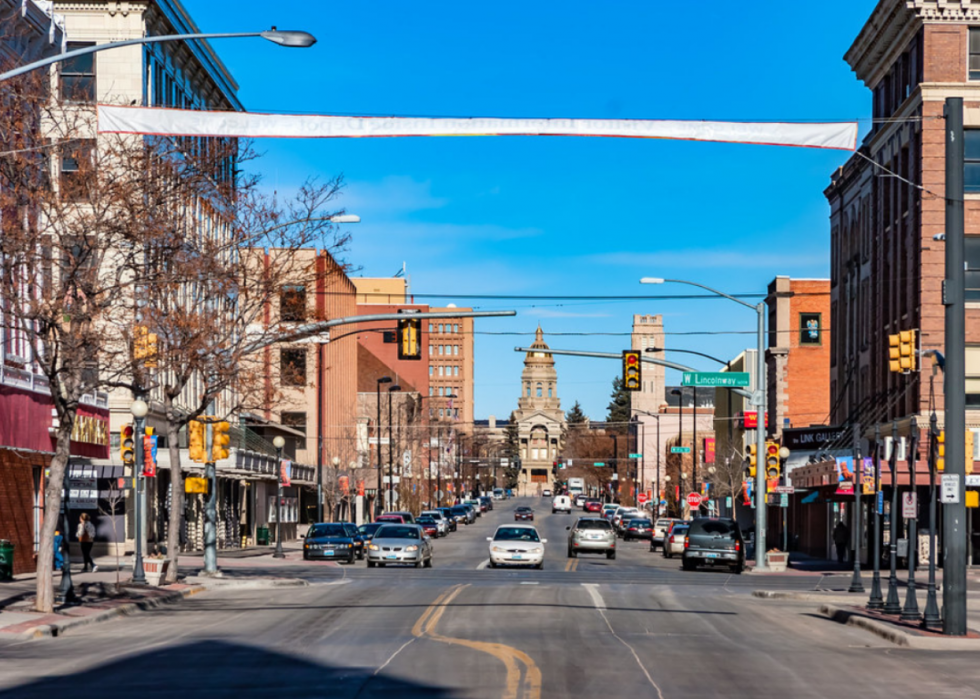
[818,604,980,651]
[183,575,310,591]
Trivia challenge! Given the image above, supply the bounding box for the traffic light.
[888,330,917,373]
[211,420,231,462]
[622,350,642,391]
[937,430,945,472]
[397,317,421,360]
[188,419,206,463]
[120,423,135,466]
[133,325,159,368]
[765,442,781,479]
[747,444,757,478]
[967,430,975,475]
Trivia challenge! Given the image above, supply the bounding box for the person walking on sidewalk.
[833,520,850,566]
[77,512,98,573]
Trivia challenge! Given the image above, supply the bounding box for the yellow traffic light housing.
[899,330,916,372]
[120,423,135,466]
[937,430,945,472]
[765,441,781,479]
[211,420,231,462]
[747,444,757,478]
[888,333,901,373]
[133,325,159,368]
[622,350,642,392]
[188,419,206,463]
[397,317,421,360]
[967,430,975,475]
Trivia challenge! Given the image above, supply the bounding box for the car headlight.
[368,544,379,551]
[348,543,353,548]
[405,545,419,552]
[491,546,507,553]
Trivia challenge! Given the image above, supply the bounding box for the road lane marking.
[477,559,490,570]
[564,558,579,572]
[581,583,664,699]
[412,584,542,699]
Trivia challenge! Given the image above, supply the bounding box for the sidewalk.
[746,550,980,586]
[0,540,317,640]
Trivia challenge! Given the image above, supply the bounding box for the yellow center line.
[412,584,543,699]
[564,558,579,572]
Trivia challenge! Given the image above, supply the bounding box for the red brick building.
[825,0,980,435]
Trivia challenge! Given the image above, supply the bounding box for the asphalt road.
[3,497,980,698]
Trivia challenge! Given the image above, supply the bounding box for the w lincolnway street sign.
[682,372,750,388]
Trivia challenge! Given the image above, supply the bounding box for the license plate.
[706,553,719,558]
[325,550,334,555]
[386,554,397,560]
[511,554,523,560]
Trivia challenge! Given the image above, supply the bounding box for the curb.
[752,590,858,603]
[818,604,980,650]
[185,577,309,590]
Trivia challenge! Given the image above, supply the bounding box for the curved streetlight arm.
[0,30,316,82]
[646,346,730,367]
[640,277,756,312]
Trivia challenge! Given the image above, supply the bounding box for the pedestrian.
[76,512,97,572]
[52,529,64,571]
[833,520,850,566]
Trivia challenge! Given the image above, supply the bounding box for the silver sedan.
[366,524,434,568]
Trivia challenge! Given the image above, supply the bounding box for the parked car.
[366,524,433,568]
[542,489,552,497]
[623,517,653,542]
[552,495,572,514]
[416,516,440,538]
[487,524,546,569]
[434,507,459,532]
[450,504,475,525]
[651,518,684,551]
[566,517,616,559]
[493,488,505,500]
[661,523,689,558]
[303,523,359,564]
[514,506,535,522]
[388,511,416,524]
[420,510,450,536]
[584,499,602,513]
[464,499,484,516]
[376,514,407,524]
[480,495,494,511]
[681,517,744,574]
[573,494,587,508]
[358,522,384,543]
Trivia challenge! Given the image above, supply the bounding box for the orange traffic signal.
[622,350,642,391]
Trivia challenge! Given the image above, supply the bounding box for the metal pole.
[943,96,968,636]
[316,343,323,523]
[376,381,383,518]
[901,418,921,621]
[755,302,769,570]
[56,469,77,604]
[868,425,884,610]
[693,386,698,514]
[677,397,683,516]
[437,426,443,508]
[924,408,942,628]
[849,423,865,593]
[387,390,394,511]
[273,444,285,558]
[884,420,902,614]
[132,412,147,584]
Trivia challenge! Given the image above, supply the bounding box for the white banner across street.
[97,105,858,151]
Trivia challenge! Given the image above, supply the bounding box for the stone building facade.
[513,328,565,489]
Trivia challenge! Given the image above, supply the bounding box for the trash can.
[0,540,14,581]
[256,526,270,546]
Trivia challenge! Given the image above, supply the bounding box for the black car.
[449,505,473,525]
[304,523,359,564]
[681,517,744,574]
[480,496,494,512]
[435,507,458,532]
[358,522,384,543]
[514,507,534,522]
[623,518,653,542]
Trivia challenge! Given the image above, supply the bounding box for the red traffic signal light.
[622,350,642,391]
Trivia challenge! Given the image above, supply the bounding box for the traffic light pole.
[943,96,968,636]
[203,411,218,575]
[132,408,147,585]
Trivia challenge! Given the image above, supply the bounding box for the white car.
[487,524,546,569]
[552,495,572,514]
[542,489,553,497]
[420,510,449,536]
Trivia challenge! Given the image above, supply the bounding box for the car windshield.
[692,520,737,536]
[375,525,420,539]
[575,520,612,530]
[417,517,436,524]
[358,524,382,536]
[672,526,690,535]
[515,507,532,512]
[308,524,348,538]
[656,519,675,527]
[422,511,443,520]
[494,527,541,542]
[450,507,468,514]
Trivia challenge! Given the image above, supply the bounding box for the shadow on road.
[0,639,455,699]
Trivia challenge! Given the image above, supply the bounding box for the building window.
[429,387,433,396]
[440,409,445,418]
[454,366,459,376]
[968,346,980,408]
[60,140,94,201]
[439,324,444,333]
[280,285,306,322]
[526,383,531,397]
[972,29,980,81]
[280,348,307,386]
[967,237,980,302]
[454,408,459,418]
[61,43,96,102]
[428,323,433,333]
[429,345,433,356]
[967,131,980,193]
[281,411,307,434]
[799,313,822,345]
[548,385,553,398]
[429,366,434,376]
[438,366,444,376]
[536,383,543,398]
[453,324,458,334]
[453,345,459,356]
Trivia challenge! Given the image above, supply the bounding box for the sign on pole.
[593,462,605,467]
[682,372,750,388]
[687,493,702,508]
[671,446,691,454]
[941,474,961,504]
[902,492,917,518]
[629,453,643,459]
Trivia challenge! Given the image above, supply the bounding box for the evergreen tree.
[566,400,588,425]
[502,411,522,487]
[606,376,631,426]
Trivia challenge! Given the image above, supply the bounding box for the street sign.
[670,446,691,454]
[941,474,961,504]
[687,493,702,508]
[629,453,643,459]
[876,491,884,515]
[902,492,917,518]
[682,371,750,388]
[779,493,789,508]
[773,485,795,494]
[593,462,605,467]
[637,493,649,504]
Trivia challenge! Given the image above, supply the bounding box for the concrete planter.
[143,558,170,586]
[766,551,789,572]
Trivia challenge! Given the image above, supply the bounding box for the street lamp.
[130,399,149,584]
[387,384,402,512]
[331,456,341,521]
[272,435,286,559]
[0,28,317,83]
[375,377,392,518]
[642,276,770,569]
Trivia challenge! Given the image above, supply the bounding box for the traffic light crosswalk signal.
[622,350,641,391]
[888,329,917,373]
[765,442,781,480]
[120,423,135,466]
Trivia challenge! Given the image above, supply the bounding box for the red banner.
[280,460,291,487]
[339,476,349,495]
[704,437,716,464]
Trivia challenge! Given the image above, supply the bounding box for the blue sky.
[184,0,877,421]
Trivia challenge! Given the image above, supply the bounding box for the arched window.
[536,383,543,398]
[548,385,553,398]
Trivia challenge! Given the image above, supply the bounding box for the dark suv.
[681,518,744,574]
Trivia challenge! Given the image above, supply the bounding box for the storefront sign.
[71,414,109,446]
[782,426,844,451]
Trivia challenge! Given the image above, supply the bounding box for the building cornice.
[845,0,920,89]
